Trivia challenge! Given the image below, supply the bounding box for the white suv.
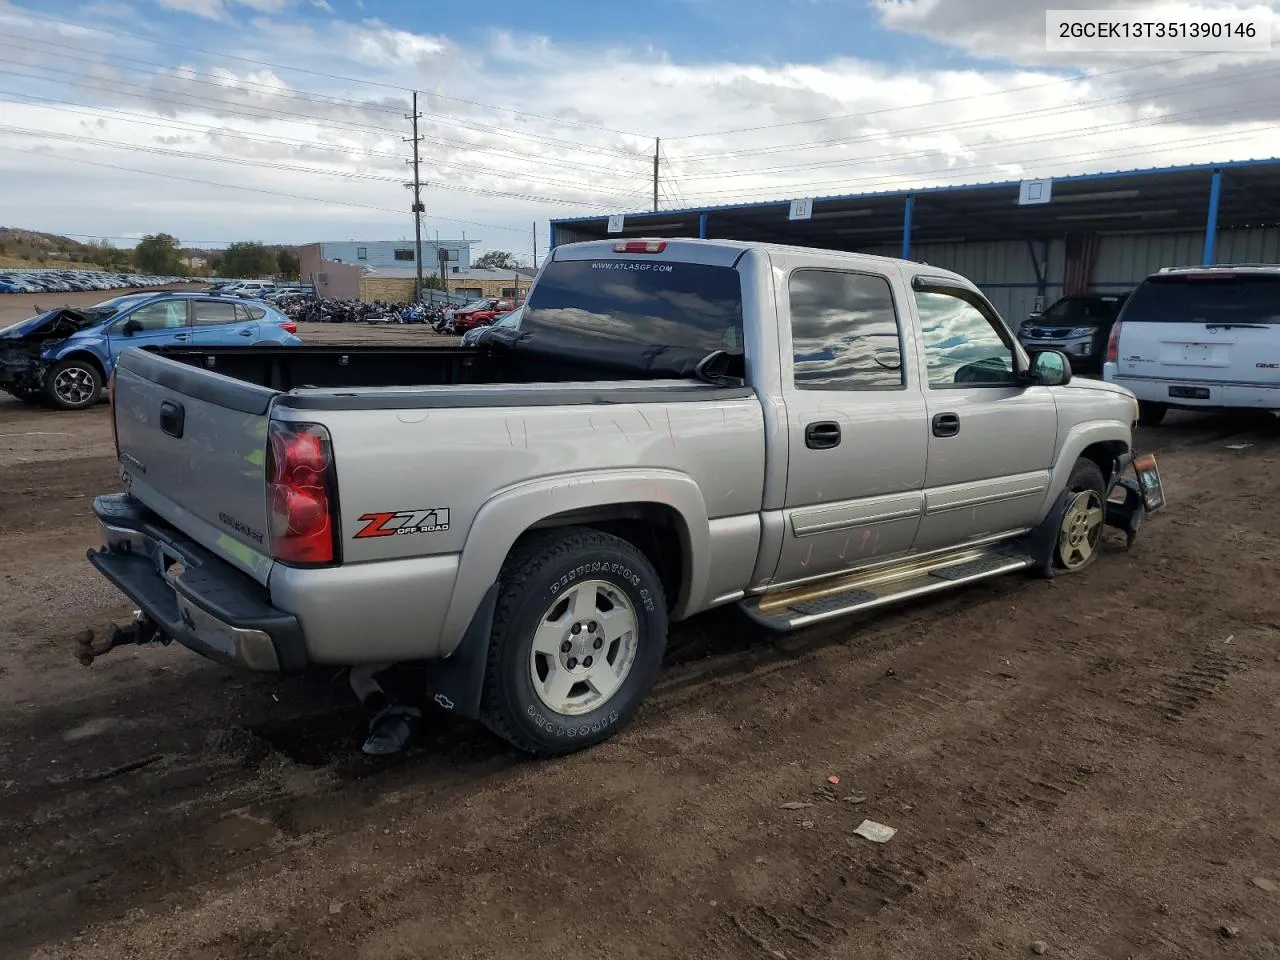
[1103,265,1280,425]
[234,281,277,299]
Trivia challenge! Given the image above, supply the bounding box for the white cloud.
[871,0,1280,65]
[155,0,225,20]
[154,0,312,18]
[0,2,1277,257]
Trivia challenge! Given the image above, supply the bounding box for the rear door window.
[192,300,238,326]
[1123,274,1280,324]
[788,269,903,390]
[523,258,744,354]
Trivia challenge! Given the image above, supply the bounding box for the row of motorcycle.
[275,294,457,331]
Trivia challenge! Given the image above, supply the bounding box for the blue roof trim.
[549,156,1280,228]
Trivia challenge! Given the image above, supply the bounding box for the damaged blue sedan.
[0,292,300,410]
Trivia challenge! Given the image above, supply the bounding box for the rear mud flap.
[420,582,500,720]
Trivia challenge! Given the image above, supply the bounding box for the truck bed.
[139,344,617,393]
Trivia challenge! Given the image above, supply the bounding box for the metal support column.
[901,196,914,260]
[548,222,557,252]
[698,212,708,239]
[1203,169,1222,265]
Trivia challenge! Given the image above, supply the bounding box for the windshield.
[1041,299,1076,320]
[493,307,523,329]
[521,257,744,356]
[1123,273,1280,324]
[459,299,490,311]
[1041,297,1120,323]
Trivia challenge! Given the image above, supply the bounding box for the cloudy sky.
[0,0,1277,260]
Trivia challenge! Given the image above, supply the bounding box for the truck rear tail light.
[266,421,339,566]
[279,320,298,335]
[613,240,667,253]
[1105,321,1122,364]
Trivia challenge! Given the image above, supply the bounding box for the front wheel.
[481,527,669,756]
[1053,458,1107,575]
[44,359,103,410]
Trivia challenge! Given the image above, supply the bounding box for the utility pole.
[405,91,425,303]
[532,221,538,269]
[653,137,660,212]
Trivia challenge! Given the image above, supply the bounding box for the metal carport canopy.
[550,157,1280,262]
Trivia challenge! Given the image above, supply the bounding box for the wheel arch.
[439,470,709,656]
[1042,421,1132,520]
[52,349,108,378]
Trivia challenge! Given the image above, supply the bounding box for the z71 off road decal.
[354,508,451,538]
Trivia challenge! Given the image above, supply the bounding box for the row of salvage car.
[0,269,198,294]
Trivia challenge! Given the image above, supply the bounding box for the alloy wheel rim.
[528,579,638,716]
[53,367,95,405]
[1058,490,1105,569]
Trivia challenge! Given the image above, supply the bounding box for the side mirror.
[121,318,142,336]
[1028,349,1072,386]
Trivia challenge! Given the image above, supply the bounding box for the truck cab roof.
[551,237,979,290]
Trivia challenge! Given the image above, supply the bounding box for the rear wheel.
[44,359,103,411]
[481,527,668,756]
[1137,401,1168,427]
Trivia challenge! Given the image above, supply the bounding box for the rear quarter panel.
[273,389,766,660]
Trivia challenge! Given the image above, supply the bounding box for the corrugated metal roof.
[552,156,1280,224]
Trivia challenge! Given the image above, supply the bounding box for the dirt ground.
[2,328,1280,960]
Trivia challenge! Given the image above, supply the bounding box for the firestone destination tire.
[481,527,668,756]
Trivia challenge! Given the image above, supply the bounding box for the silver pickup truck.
[84,239,1151,756]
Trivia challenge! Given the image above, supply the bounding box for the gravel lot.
[2,310,1279,959]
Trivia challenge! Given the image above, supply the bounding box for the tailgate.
[1118,272,1280,387]
[112,348,279,583]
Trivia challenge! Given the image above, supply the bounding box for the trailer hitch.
[74,611,168,666]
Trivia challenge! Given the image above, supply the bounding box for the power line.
[671,61,1280,163]
[5,7,650,139]
[0,144,546,234]
[7,35,649,162]
[0,123,635,208]
[0,88,651,194]
[0,67,645,178]
[670,87,1280,190]
[664,53,1217,141]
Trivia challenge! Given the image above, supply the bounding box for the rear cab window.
[788,269,904,390]
[521,256,744,357]
[1123,272,1280,324]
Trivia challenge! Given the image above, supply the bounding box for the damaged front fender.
[0,308,100,394]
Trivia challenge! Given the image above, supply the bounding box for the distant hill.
[0,227,120,269]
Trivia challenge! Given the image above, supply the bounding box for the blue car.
[0,292,301,410]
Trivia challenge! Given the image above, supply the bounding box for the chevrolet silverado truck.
[82,239,1154,756]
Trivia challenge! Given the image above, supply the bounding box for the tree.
[133,233,182,275]
[221,241,278,279]
[85,241,130,271]
[474,249,519,270]
[276,248,300,279]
